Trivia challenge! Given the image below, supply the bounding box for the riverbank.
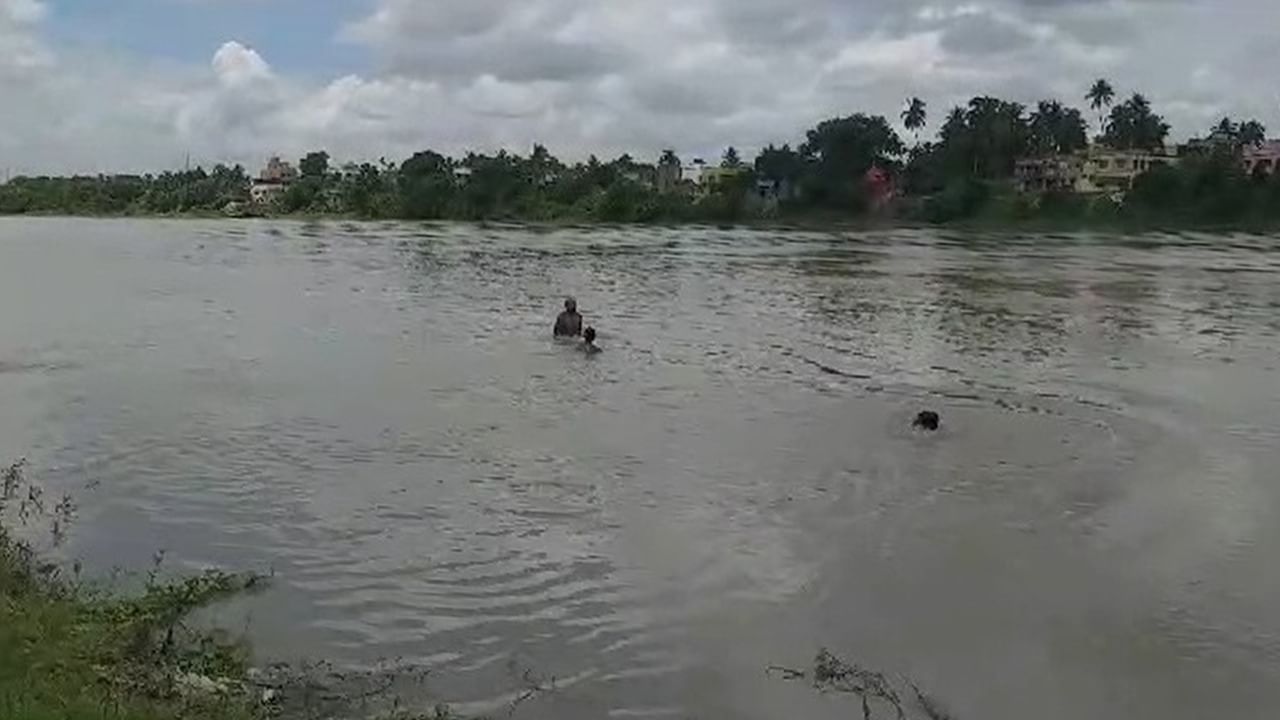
[0,460,266,720]
[5,204,1280,234]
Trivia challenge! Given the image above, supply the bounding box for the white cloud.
[2,0,1280,175]
[1,0,46,24]
[211,41,272,87]
[0,0,52,76]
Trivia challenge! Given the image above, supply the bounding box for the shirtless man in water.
[553,297,583,337]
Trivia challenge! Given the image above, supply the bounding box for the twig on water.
[771,649,958,720]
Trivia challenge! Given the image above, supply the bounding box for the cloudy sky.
[2,0,1279,175]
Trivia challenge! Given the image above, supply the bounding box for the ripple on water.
[6,221,1280,719]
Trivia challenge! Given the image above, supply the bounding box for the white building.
[681,158,708,185]
[250,156,297,205]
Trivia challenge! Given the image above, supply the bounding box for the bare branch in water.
[771,649,956,720]
[912,683,959,720]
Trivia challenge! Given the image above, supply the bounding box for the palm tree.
[901,97,927,146]
[721,146,742,168]
[1086,79,1116,136]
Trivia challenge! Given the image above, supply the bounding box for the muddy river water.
[1,218,1278,719]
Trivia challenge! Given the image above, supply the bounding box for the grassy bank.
[0,460,265,720]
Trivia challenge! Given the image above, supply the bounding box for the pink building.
[1243,141,1280,176]
[864,166,895,211]
[259,156,298,183]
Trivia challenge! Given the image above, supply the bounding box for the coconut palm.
[1086,79,1116,135]
[901,97,928,146]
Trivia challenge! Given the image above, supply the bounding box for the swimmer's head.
[583,326,597,344]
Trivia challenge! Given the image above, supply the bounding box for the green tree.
[901,97,928,146]
[299,151,330,179]
[1239,120,1267,148]
[1028,100,1088,156]
[527,143,562,185]
[754,144,804,186]
[401,150,449,179]
[340,163,388,217]
[721,146,742,169]
[944,97,1029,178]
[799,113,904,208]
[398,150,453,219]
[1086,79,1116,135]
[1102,94,1169,151]
[1128,163,1185,213]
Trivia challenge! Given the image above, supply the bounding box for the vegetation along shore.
[4,79,1280,228]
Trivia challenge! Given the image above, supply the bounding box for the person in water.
[582,326,602,354]
[554,297,583,337]
[913,410,940,431]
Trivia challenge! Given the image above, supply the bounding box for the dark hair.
[913,410,940,431]
[583,326,596,343]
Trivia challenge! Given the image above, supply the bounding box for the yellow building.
[1075,148,1177,194]
[699,166,748,188]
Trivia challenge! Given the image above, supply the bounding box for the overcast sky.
[2,0,1279,175]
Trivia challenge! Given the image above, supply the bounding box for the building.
[681,159,709,186]
[656,161,682,193]
[621,165,657,187]
[864,166,896,211]
[700,166,747,187]
[685,165,750,200]
[249,182,287,205]
[1075,147,1177,194]
[754,177,796,204]
[1243,141,1280,176]
[1010,146,1179,198]
[260,156,297,183]
[250,156,297,205]
[1179,127,1239,158]
[1015,155,1083,194]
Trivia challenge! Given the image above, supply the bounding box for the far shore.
[5,209,1280,235]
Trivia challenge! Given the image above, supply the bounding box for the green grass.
[0,460,264,720]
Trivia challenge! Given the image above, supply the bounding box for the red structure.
[863,166,895,211]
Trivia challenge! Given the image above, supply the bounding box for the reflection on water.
[1,217,1279,719]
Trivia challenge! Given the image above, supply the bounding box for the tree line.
[2,78,1278,226]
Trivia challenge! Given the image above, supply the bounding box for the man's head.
[913,411,940,431]
[583,327,596,344]
[564,297,577,313]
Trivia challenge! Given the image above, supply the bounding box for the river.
[1,217,1278,719]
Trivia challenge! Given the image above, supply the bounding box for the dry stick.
[771,650,920,720]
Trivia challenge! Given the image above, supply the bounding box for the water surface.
[1,217,1279,719]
